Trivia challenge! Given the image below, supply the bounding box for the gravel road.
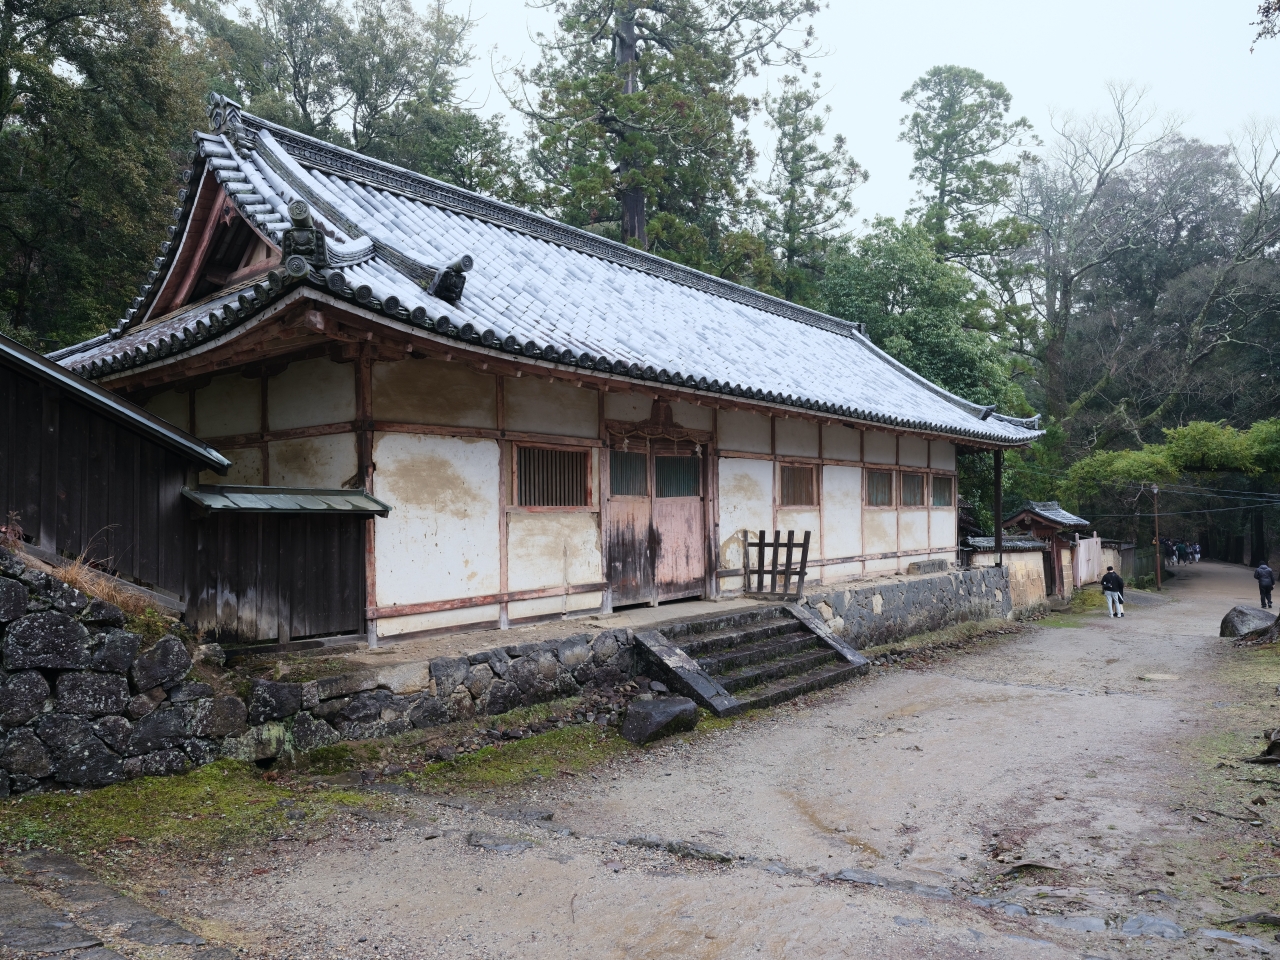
[143,561,1279,959]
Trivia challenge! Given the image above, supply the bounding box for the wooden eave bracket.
[633,630,741,717]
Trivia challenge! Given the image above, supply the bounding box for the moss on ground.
[858,617,1020,659]
[0,761,367,858]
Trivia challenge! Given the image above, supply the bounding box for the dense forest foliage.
[2,0,1277,559]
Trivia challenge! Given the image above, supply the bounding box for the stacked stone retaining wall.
[797,566,1018,649]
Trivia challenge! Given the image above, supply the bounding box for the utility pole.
[1152,484,1161,591]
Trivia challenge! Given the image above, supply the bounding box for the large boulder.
[620,697,699,745]
[247,680,303,725]
[1,728,52,779]
[55,672,131,716]
[51,736,125,787]
[0,670,51,728]
[80,598,125,629]
[130,636,192,691]
[188,695,248,739]
[90,629,141,674]
[1221,606,1277,638]
[3,611,93,669]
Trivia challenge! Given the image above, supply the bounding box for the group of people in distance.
[1160,538,1200,565]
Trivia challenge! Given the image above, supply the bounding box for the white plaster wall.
[864,510,897,555]
[373,358,496,428]
[378,604,501,638]
[195,373,259,438]
[823,424,860,461]
[506,512,603,591]
[144,390,189,432]
[899,435,929,468]
[372,433,501,606]
[930,508,957,548]
[863,430,897,464]
[505,377,597,438]
[774,418,819,457]
[864,556,900,574]
[900,509,929,552]
[930,441,956,470]
[822,560,863,581]
[269,357,355,430]
[671,400,713,430]
[717,410,771,454]
[508,592,602,621]
[200,447,261,485]
[717,457,773,570]
[603,393,650,422]
[822,465,863,558]
[269,433,357,488]
[776,507,820,558]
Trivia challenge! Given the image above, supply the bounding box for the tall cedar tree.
[760,74,866,305]
[179,0,527,199]
[512,0,817,274]
[0,0,205,345]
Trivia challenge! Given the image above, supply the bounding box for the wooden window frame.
[608,448,650,499]
[900,472,926,508]
[654,453,702,499]
[931,473,955,508]
[865,468,895,508]
[511,443,594,512]
[777,462,817,508]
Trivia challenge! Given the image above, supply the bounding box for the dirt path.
[151,562,1280,958]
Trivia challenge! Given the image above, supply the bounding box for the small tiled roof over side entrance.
[1008,501,1090,529]
[53,96,1043,448]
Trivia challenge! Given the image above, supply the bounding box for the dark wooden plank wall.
[1,362,192,599]
[192,513,365,645]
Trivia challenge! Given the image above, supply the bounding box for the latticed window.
[867,470,894,507]
[609,450,647,497]
[655,456,700,498]
[932,475,954,507]
[517,447,588,506]
[901,473,925,506]
[779,465,815,506]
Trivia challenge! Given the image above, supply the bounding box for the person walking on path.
[1101,566,1125,617]
[1257,562,1275,609]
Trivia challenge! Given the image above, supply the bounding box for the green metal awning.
[183,485,391,517]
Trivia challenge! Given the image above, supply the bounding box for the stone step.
[677,618,806,658]
[696,629,825,675]
[659,606,789,643]
[715,647,840,693]
[725,659,867,715]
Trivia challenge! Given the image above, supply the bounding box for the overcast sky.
[459,0,1280,228]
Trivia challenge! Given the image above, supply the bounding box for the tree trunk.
[615,6,647,248]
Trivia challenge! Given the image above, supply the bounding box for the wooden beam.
[368,581,608,620]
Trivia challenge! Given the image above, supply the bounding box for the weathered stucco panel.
[899,509,929,552]
[200,447,261,485]
[504,377,597,437]
[671,400,713,430]
[144,390,189,432]
[930,440,956,470]
[269,357,355,430]
[863,510,897,555]
[822,424,860,461]
[899,435,929,468]
[377,604,501,638]
[970,551,1046,614]
[372,433,501,606]
[777,507,820,557]
[506,512,602,592]
[862,430,897,464]
[822,560,863,581]
[603,392,650,422]
[372,358,496,428]
[864,556,900,574]
[717,457,773,570]
[508,592,603,621]
[269,433,357,487]
[774,418,819,457]
[717,410,771,454]
[821,465,862,558]
[195,373,259,438]
[930,508,957,548]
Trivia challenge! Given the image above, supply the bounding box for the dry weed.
[56,555,154,617]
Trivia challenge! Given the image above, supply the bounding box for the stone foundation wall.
[797,566,1016,649]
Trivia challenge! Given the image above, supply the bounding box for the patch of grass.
[125,607,175,645]
[411,724,635,793]
[859,617,1018,659]
[1069,585,1108,613]
[0,761,366,857]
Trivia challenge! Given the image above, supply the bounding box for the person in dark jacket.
[1258,563,1275,609]
[1101,566,1125,617]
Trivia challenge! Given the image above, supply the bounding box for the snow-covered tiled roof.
[1007,501,1090,528]
[52,95,1043,447]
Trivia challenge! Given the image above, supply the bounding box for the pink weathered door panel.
[606,498,653,606]
[653,497,704,600]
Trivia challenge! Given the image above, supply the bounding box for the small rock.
[649,681,669,694]
[194,643,225,668]
[166,681,215,703]
[125,694,157,721]
[80,598,125,629]
[55,672,131,716]
[92,716,134,754]
[1121,914,1185,939]
[291,711,339,752]
[620,697,698,745]
[467,832,532,853]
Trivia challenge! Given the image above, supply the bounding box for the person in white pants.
[1101,566,1125,617]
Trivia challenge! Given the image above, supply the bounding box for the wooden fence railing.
[744,529,811,598]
